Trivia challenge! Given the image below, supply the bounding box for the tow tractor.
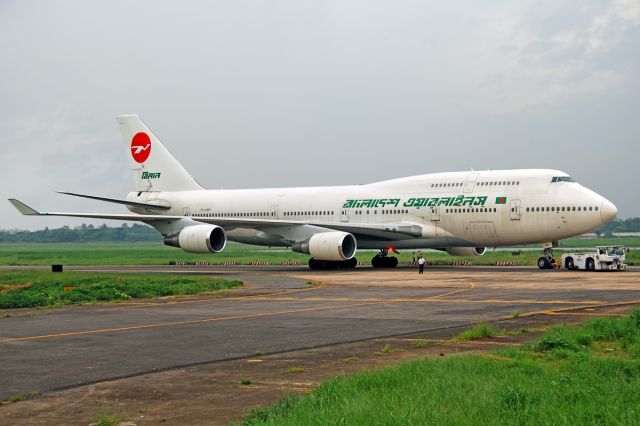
[561,246,627,271]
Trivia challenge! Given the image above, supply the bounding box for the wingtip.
[8,199,41,215]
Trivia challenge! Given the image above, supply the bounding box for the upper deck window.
[551,176,575,183]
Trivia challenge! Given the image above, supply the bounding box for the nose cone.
[600,198,617,224]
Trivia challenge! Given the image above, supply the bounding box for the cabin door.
[340,208,350,222]
[463,173,479,193]
[430,206,440,221]
[510,199,521,220]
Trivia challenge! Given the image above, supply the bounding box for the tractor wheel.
[565,257,574,270]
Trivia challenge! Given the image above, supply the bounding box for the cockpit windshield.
[551,176,575,183]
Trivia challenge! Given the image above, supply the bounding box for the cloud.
[0,0,638,229]
[464,0,640,113]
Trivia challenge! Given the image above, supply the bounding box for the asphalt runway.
[1,266,639,400]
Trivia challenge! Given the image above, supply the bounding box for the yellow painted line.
[108,280,476,311]
[433,281,476,297]
[0,301,381,344]
[434,298,604,305]
[543,312,623,317]
[390,338,521,346]
[516,300,640,319]
[242,296,604,306]
[0,281,477,344]
[107,281,326,311]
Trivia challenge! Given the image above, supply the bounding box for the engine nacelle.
[292,232,357,261]
[445,247,486,256]
[164,225,226,253]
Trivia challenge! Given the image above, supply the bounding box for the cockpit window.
[551,176,575,183]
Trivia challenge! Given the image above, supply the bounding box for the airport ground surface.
[1,266,639,425]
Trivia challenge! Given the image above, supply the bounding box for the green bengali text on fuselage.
[342,196,489,209]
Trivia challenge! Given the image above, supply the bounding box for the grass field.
[244,311,640,425]
[0,237,637,266]
[0,271,241,309]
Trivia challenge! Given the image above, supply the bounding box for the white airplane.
[9,115,617,270]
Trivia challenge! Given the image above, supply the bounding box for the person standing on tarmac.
[417,256,426,274]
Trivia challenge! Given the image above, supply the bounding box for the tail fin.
[116,115,203,192]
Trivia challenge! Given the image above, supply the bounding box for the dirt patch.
[1,304,634,426]
[0,282,32,295]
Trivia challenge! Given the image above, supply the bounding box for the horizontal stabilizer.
[8,199,40,215]
[57,191,171,210]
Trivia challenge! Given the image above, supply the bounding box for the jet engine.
[445,247,486,256]
[292,232,357,261]
[164,224,226,253]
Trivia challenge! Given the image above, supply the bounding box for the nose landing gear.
[537,247,558,269]
[371,249,399,268]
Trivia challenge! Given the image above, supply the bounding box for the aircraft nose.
[600,198,617,224]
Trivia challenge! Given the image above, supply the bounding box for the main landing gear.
[371,249,399,268]
[308,258,358,270]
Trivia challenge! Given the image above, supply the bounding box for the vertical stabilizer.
[116,115,203,192]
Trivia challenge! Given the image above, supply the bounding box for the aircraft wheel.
[324,260,338,270]
[309,258,321,270]
[387,257,398,268]
[537,257,548,269]
[537,257,546,269]
[371,256,381,268]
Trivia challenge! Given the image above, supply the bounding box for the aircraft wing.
[57,192,171,210]
[9,198,425,239]
[8,199,182,222]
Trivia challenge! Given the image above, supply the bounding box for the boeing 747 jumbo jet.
[9,115,617,270]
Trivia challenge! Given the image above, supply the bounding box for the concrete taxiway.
[1,266,639,401]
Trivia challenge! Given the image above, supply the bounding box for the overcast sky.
[1,0,639,230]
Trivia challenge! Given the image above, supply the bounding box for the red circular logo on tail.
[131,132,151,163]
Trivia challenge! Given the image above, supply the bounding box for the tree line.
[0,223,162,243]
[596,217,640,236]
